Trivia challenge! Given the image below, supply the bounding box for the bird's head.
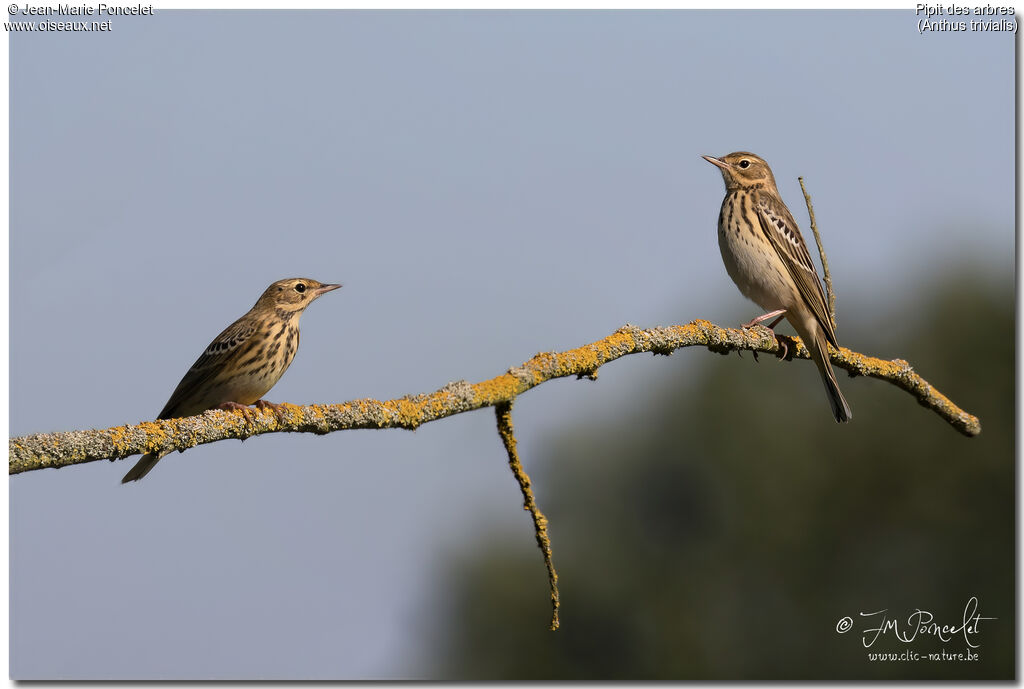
[257,278,342,313]
[702,152,778,192]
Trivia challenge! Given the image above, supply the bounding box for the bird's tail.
[805,332,852,423]
[121,451,167,483]
[817,360,852,423]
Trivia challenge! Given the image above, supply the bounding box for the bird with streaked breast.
[121,277,341,483]
[702,152,852,423]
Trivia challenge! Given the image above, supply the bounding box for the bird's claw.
[775,337,789,361]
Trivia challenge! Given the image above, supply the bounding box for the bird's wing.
[754,191,839,348]
[157,316,259,419]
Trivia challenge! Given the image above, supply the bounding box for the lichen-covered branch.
[495,401,559,630]
[9,320,981,475]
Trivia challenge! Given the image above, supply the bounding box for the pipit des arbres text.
[703,152,852,423]
[121,278,341,483]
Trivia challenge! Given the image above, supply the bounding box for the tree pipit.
[121,278,341,482]
[703,152,852,422]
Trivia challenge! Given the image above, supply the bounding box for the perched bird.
[121,278,342,482]
[702,152,852,423]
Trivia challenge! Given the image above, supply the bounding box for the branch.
[495,401,559,630]
[9,320,981,475]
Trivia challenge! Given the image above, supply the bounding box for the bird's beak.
[702,155,731,171]
[314,283,342,297]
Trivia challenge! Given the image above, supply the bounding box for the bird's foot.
[748,328,790,363]
[218,401,260,429]
[254,399,289,425]
[742,310,788,362]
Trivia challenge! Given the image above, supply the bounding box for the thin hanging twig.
[495,401,559,630]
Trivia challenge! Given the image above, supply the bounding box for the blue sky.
[8,9,1013,678]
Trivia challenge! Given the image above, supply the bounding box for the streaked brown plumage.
[121,278,341,482]
[703,152,852,423]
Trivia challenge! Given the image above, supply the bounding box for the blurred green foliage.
[425,272,1013,679]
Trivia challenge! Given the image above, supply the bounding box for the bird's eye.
[295,283,307,293]
[739,160,750,169]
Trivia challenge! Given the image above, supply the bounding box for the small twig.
[495,401,559,631]
[799,176,836,325]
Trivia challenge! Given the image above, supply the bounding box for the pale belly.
[208,371,283,407]
[718,221,799,314]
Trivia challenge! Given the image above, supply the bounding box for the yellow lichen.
[10,321,982,478]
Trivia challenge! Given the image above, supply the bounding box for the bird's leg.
[742,310,789,361]
[742,309,786,329]
[254,399,289,424]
